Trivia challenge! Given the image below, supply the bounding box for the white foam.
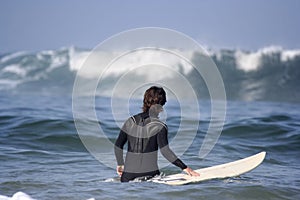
[235,50,262,71]
[0,52,27,63]
[235,46,283,71]
[2,64,27,77]
[48,54,68,71]
[68,47,90,71]
[0,192,36,200]
[36,50,68,72]
[39,50,56,56]
[258,45,282,54]
[0,192,95,200]
[68,48,194,80]
[233,46,300,72]
[281,49,300,62]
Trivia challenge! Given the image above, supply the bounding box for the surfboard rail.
[152,151,266,185]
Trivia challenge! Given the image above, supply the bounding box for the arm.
[157,127,199,176]
[157,127,187,169]
[114,129,127,176]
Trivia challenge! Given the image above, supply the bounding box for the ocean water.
[0,47,300,199]
[0,94,299,200]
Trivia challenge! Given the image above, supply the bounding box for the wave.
[0,46,299,102]
[0,110,119,153]
[221,113,300,154]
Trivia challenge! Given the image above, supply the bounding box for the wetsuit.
[114,112,187,182]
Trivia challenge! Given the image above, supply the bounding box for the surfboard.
[152,151,266,185]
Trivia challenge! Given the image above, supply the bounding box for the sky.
[1,0,299,53]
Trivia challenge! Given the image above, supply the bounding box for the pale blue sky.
[1,0,299,53]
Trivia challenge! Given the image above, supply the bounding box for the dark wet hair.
[142,86,167,113]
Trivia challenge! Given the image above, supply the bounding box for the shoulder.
[131,113,142,124]
[148,119,168,132]
[124,112,142,123]
[121,115,138,133]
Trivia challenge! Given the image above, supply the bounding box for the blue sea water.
[0,94,299,200]
[0,47,300,199]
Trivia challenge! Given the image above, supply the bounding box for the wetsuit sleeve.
[114,129,127,166]
[157,127,187,170]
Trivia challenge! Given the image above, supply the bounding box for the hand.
[116,165,124,177]
[183,167,200,176]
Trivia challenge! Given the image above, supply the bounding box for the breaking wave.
[0,46,299,102]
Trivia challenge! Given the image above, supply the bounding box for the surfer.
[114,86,199,182]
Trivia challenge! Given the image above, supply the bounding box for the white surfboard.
[152,151,266,185]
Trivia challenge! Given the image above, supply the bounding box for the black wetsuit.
[114,112,187,182]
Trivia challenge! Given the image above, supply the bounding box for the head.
[142,86,167,113]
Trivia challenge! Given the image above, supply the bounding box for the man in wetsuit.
[114,86,199,182]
